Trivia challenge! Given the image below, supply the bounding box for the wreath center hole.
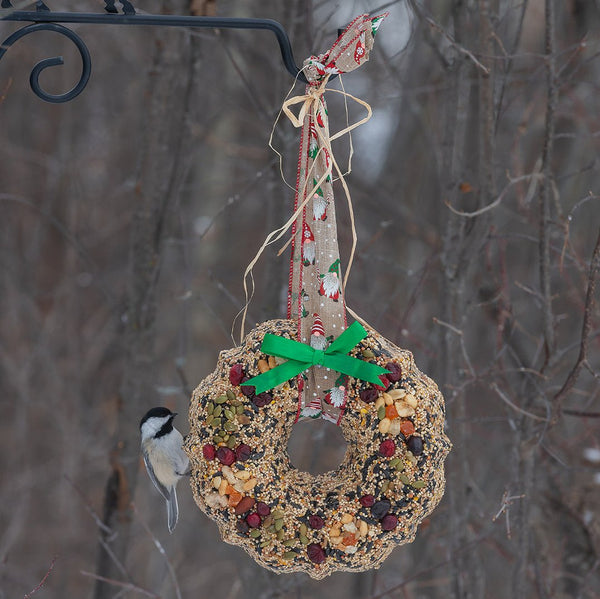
[287,419,347,475]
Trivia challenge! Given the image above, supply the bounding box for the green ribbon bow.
[240,321,390,395]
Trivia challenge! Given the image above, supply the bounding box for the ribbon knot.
[311,349,325,366]
[282,78,329,129]
[240,321,389,395]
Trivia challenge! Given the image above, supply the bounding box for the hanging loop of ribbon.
[240,321,390,395]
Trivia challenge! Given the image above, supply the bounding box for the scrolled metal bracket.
[0,21,91,103]
[0,1,315,103]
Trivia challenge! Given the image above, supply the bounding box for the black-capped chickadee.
[140,407,190,533]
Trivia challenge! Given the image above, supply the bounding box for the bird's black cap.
[139,406,175,429]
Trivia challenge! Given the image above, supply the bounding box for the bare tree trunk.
[93,4,194,597]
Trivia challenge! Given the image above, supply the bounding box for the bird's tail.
[166,487,179,533]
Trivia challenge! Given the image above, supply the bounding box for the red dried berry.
[252,392,272,407]
[307,543,326,564]
[359,388,378,404]
[235,443,252,462]
[256,502,271,517]
[240,377,255,398]
[381,514,398,531]
[379,439,396,457]
[385,362,402,382]
[374,375,390,391]
[359,494,375,507]
[246,512,261,528]
[229,363,244,386]
[308,515,325,530]
[202,444,216,460]
[216,446,236,466]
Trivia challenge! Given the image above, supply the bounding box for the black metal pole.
[0,8,320,102]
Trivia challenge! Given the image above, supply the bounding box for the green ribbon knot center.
[240,321,390,395]
[311,349,326,367]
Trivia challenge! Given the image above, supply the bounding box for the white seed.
[382,392,393,406]
[341,513,353,524]
[235,469,251,480]
[374,396,385,410]
[404,393,418,408]
[221,465,237,484]
[243,478,257,491]
[206,492,228,509]
[395,401,415,417]
[378,418,391,434]
[212,476,222,490]
[218,479,228,496]
[343,522,357,533]
[388,388,406,400]
[389,419,401,436]
[359,520,369,537]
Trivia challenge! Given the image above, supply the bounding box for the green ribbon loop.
[240,321,390,395]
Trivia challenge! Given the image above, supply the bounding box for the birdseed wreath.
[184,15,451,578]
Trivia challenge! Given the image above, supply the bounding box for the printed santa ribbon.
[241,322,390,395]
[286,13,387,424]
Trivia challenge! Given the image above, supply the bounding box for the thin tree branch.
[424,15,490,75]
[553,228,600,420]
[538,0,557,360]
[81,572,160,599]
[23,555,58,599]
[132,503,183,599]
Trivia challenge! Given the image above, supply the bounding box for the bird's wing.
[142,450,172,503]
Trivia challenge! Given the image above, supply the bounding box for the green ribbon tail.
[240,359,309,395]
[327,321,368,353]
[322,352,389,386]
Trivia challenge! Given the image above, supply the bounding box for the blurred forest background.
[1,0,600,597]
